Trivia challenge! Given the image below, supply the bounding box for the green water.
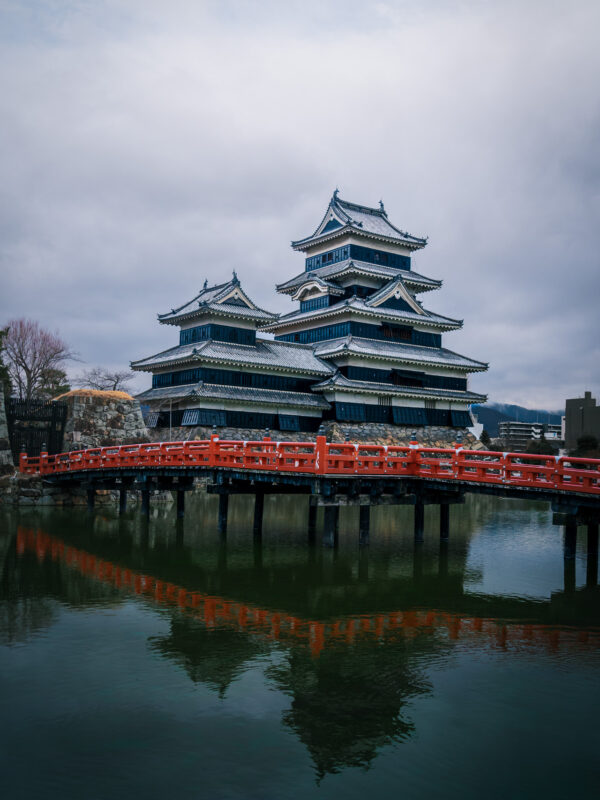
[0,494,598,799]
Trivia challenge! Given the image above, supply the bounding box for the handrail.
[18,437,600,495]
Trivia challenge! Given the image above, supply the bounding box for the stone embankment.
[0,390,152,506]
[0,473,176,508]
[146,421,482,449]
[58,389,148,450]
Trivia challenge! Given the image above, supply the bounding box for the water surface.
[0,494,598,799]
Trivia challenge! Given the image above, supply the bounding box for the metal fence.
[6,398,68,462]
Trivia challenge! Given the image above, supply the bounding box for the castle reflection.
[1,493,598,777]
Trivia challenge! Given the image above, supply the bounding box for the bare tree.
[3,319,75,401]
[77,367,134,392]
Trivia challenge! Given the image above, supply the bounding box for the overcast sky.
[1,0,598,409]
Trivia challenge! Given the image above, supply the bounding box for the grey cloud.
[1,0,599,406]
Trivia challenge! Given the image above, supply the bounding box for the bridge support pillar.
[413,540,424,580]
[119,489,127,515]
[253,493,264,538]
[253,537,263,569]
[218,493,229,535]
[359,504,370,546]
[414,500,425,543]
[439,540,449,578]
[323,505,339,548]
[308,499,317,543]
[358,547,369,582]
[87,487,95,513]
[587,522,598,587]
[563,516,577,559]
[440,503,450,541]
[176,490,185,519]
[141,489,150,517]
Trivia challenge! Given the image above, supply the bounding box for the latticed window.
[181,410,200,426]
[335,403,366,422]
[392,407,427,425]
[278,414,300,431]
[424,399,436,409]
[145,412,159,428]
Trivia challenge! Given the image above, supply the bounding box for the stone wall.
[0,473,175,508]
[0,395,13,470]
[59,389,149,451]
[146,421,482,449]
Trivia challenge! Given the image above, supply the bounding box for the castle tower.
[260,192,487,427]
[132,275,332,431]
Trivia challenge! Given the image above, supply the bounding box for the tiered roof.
[313,336,488,373]
[132,338,333,376]
[137,382,331,410]
[311,371,486,403]
[158,275,277,326]
[292,191,427,252]
[277,260,441,295]
[262,295,462,334]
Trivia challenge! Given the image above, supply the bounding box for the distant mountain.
[471,403,562,437]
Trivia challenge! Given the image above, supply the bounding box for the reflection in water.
[268,641,432,778]
[1,493,599,784]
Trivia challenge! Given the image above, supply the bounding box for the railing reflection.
[16,527,600,658]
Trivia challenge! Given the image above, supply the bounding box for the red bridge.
[19,435,600,554]
[18,435,600,493]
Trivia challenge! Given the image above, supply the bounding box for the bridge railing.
[455,449,506,484]
[18,436,600,495]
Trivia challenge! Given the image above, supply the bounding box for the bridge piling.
[141,489,150,517]
[358,547,369,582]
[587,523,598,586]
[414,500,425,543]
[359,504,370,546]
[439,541,449,577]
[413,542,424,580]
[176,489,185,519]
[440,503,450,541]
[564,516,578,559]
[253,493,264,538]
[308,499,317,542]
[323,505,339,548]
[587,522,599,555]
[218,493,229,535]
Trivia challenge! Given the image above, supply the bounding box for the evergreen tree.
[572,435,600,457]
[37,368,70,401]
[525,432,556,456]
[480,429,491,449]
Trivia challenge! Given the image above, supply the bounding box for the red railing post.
[315,435,327,474]
[409,437,419,476]
[40,442,49,475]
[453,441,462,481]
[208,433,219,468]
[19,448,28,474]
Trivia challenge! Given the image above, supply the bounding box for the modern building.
[132,192,488,434]
[262,191,487,426]
[132,276,333,432]
[498,420,562,451]
[564,391,600,450]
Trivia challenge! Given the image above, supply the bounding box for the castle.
[132,192,487,438]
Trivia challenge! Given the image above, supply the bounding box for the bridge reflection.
[3,508,599,779]
[12,524,600,656]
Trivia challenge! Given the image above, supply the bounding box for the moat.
[0,494,598,799]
